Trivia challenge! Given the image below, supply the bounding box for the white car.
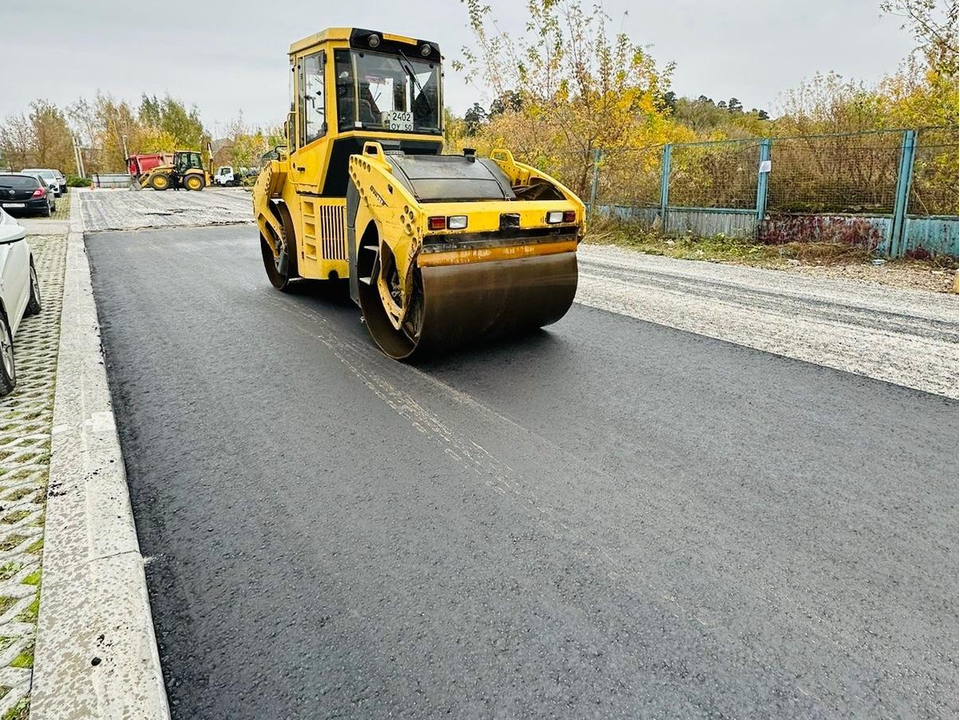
[0,208,42,396]
[21,168,63,196]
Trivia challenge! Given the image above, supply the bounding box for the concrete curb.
[31,190,170,720]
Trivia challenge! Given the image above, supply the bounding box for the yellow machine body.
[140,150,212,191]
[252,27,585,358]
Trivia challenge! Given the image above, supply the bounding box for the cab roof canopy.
[289,27,441,61]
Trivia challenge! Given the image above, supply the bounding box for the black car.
[0,174,53,217]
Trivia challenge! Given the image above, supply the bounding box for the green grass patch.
[1,698,29,720]
[2,488,35,503]
[585,220,959,270]
[1,697,28,720]
[585,224,875,266]
[0,535,28,553]
[0,511,29,526]
[15,597,38,623]
[10,642,34,669]
[0,686,9,701]
[51,192,71,220]
[25,538,43,555]
[0,563,20,582]
[0,597,17,617]
[21,569,40,586]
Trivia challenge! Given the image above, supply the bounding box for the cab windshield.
[334,49,440,135]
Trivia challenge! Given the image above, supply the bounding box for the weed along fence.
[534,127,959,259]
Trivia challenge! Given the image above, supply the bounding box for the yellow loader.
[138,147,213,192]
[252,27,585,359]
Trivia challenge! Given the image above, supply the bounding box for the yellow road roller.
[252,27,585,359]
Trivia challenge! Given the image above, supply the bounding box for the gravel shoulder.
[79,188,252,232]
[576,244,960,398]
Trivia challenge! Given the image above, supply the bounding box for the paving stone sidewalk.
[0,234,68,720]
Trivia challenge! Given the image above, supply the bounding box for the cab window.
[299,51,326,146]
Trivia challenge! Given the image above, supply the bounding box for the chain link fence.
[766,131,903,215]
[669,140,760,210]
[508,126,958,257]
[910,126,959,217]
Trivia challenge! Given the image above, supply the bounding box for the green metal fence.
[515,127,959,258]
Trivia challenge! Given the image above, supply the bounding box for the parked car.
[0,208,42,396]
[0,174,54,217]
[19,174,56,213]
[53,170,67,193]
[21,168,64,196]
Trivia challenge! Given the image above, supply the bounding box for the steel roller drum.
[359,251,578,360]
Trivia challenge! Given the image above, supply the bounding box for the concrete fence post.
[659,144,672,233]
[890,129,917,258]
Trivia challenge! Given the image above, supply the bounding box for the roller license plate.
[1,203,25,208]
[382,111,414,132]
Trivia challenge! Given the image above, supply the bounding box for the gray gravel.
[87,224,958,720]
[79,187,251,232]
[578,244,960,398]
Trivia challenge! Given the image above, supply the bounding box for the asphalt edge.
[31,189,171,719]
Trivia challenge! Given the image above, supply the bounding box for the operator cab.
[287,28,444,196]
[174,151,203,174]
[333,45,440,134]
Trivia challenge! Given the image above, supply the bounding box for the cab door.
[292,49,330,192]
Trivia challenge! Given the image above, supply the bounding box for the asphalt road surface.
[87,225,958,720]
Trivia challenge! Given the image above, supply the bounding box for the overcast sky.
[1,0,915,136]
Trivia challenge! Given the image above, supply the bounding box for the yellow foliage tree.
[456,0,686,200]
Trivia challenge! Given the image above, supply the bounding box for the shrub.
[66,176,91,187]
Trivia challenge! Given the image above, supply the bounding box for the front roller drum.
[358,252,578,360]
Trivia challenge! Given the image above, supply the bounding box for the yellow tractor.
[139,148,212,192]
[252,27,585,359]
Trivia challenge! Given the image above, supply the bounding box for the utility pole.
[121,134,129,163]
[72,134,85,178]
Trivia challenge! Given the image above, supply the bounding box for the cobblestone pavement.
[79,188,252,232]
[0,235,68,719]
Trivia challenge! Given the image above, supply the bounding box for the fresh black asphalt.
[86,225,959,720]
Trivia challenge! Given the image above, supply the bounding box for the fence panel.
[767,131,903,215]
[902,126,960,257]
[909,126,959,217]
[668,140,760,210]
[594,147,662,209]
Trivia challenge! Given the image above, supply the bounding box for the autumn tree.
[881,0,959,75]
[0,114,34,170]
[456,0,682,198]
[28,100,74,170]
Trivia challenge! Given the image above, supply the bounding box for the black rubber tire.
[0,311,16,397]
[25,263,41,316]
[41,201,51,217]
[184,174,206,191]
[150,174,170,191]
[260,234,297,292]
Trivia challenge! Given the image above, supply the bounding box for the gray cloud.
[0,0,914,133]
